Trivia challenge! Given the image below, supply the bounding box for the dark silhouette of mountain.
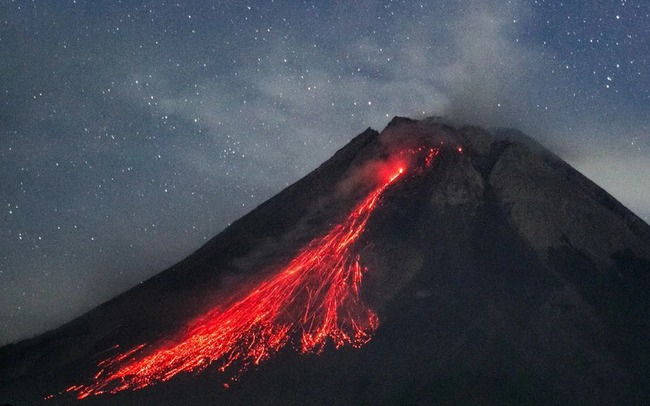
[2,117,649,405]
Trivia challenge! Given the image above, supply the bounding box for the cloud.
[124,0,647,223]
[435,6,549,130]
[85,0,650,278]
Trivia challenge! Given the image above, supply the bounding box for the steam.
[436,5,556,133]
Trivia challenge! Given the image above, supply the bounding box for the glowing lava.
[65,148,439,399]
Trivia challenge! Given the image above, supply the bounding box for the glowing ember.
[63,147,440,399]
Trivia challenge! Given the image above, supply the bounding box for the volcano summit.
[1,117,649,405]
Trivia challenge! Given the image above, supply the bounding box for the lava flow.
[64,148,439,400]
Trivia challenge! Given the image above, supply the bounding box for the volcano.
[2,117,649,405]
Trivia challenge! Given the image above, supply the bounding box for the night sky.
[1,0,648,345]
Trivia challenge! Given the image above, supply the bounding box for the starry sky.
[1,0,648,345]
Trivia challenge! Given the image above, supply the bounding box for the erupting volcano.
[2,118,649,405]
[64,147,439,399]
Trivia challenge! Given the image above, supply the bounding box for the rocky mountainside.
[2,117,649,405]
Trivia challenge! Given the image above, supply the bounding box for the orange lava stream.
[66,159,416,399]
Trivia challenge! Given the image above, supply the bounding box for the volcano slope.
[1,117,649,405]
